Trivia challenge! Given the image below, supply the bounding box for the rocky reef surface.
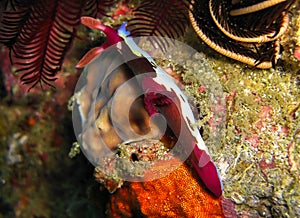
[0,2,299,218]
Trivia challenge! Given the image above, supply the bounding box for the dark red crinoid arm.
[126,0,189,50]
[0,0,116,90]
[0,0,86,90]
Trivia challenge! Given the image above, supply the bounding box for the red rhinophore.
[76,17,123,68]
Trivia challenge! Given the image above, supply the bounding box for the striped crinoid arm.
[84,0,118,18]
[0,0,31,57]
[0,0,86,90]
[126,0,190,50]
[189,0,295,68]
[208,0,294,43]
[0,0,117,90]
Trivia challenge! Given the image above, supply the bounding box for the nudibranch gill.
[74,17,222,197]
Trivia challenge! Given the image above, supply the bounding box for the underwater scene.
[0,0,299,217]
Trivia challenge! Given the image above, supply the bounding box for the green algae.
[178,8,300,216]
[0,90,102,217]
[68,142,81,158]
[0,108,8,135]
[135,15,300,215]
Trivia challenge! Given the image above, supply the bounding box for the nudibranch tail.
[142,76,223,197]
[76,17,122,68]
[190,144,223,197]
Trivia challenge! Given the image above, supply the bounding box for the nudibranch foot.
[117,25,223,196]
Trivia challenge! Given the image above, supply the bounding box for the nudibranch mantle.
[118,23,223,197]
[118,23,208,152]
[73,18,223,197]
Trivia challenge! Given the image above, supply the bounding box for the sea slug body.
[74,18,223,197]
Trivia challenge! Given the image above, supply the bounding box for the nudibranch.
[73,17,222,197]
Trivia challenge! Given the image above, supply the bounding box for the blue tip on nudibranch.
[118,22,130,39]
